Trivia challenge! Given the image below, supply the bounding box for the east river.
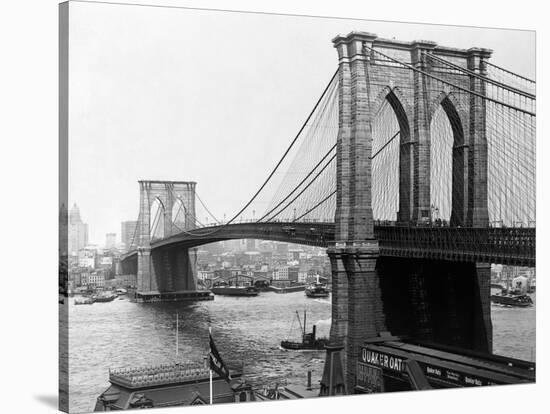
[66,290,535,413]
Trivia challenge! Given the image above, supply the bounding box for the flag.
[209,332,232,383]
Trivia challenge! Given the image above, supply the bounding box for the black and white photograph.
[2,0,547,413]
[59,0,537,412]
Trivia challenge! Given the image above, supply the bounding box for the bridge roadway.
[121,222,535,267]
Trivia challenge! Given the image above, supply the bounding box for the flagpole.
[209,326,213,405]
[176,312,179,360]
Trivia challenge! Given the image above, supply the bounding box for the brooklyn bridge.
[119,32,535,393]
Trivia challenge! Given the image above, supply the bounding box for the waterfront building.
[298,267,309,284]
[272,266,289,280]
[113,274,137,288]
[288,266,299,282]
[198,270,214,281]
[78,248,96,269]
[289,249,303,261]
[88,272,105,287]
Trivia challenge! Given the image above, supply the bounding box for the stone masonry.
[136,181,197,294]
[320,31,493,395]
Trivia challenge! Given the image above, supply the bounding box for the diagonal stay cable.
[292,190,336,222]
[257,143,337,222]
[264,153,337,222]
[371,131,400,160]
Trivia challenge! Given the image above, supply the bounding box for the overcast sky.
[67,0,535,244]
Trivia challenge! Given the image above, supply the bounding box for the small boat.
[280,310,328,350]
[491,276,533,307]
[75,297,94,305]
[491,291,533,307]
[92,292,117,303]
[305,279,329,298]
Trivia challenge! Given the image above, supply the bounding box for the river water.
[67,290,535,413]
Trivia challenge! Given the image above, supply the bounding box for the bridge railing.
[374,226,535,266]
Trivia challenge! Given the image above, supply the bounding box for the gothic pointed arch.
[150,197,165,239]
[429,91,468,225]
[370,85,414,222]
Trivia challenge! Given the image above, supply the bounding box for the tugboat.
[305,276,329,298]
[75,297,94,305]
[92,291,117,303]
[491,275,533,307]
[280,310,328,350]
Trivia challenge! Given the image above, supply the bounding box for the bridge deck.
[121,222,535,267]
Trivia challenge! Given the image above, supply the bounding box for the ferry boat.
[210,280,259,297]
[280,310,328,350]
[305,280,329,298]
[94,362,256,410]
[268,284,306,294]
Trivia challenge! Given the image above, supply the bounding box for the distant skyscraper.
[121,220,138,251]
[68,203,89,255]
[246,239,257,251]
[59,203,68,256]
[105,233,117,249]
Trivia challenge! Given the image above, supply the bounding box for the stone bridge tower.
[321,32,493,395]
[136,180,197,295]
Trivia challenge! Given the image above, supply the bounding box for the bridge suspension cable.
[163,68,340,236]
[257,143,337,222]
[364,44,535,227]
[263,152,337,222]
[485,61,535,95]
[364,45,535,117]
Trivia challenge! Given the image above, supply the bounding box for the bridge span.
[121,222,535,267]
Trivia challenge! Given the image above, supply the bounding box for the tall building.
[105,232,117,249]
[121,220,138,251]
[59,203,68,256]
[69,203,88,256]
